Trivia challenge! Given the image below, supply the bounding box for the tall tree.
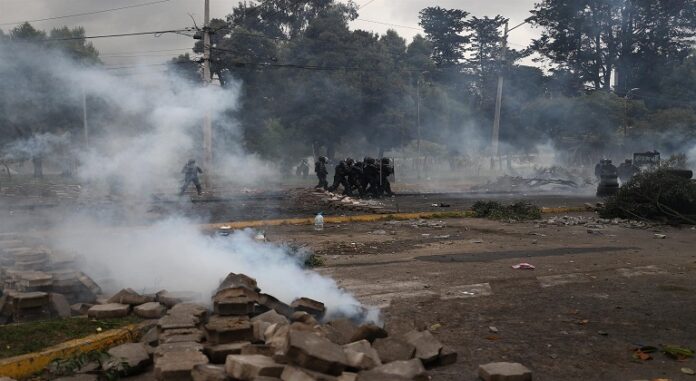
[418,7,470,67]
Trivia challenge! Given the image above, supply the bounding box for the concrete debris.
[106,343,152,375]
[205,342,251,364]
[372,337,416,363]
[134,302,167,319]
[70,303,93,315]
[285,330,350,375]
[401,330,443,366]
[192,364,229,381]
[290,297,326,320]
[49,292,71,318]
[478,362,532,381]
[325,319,360,345]
[205,316,254,344]
[241,343,276,357]
[543,215,652,229]
[343,340,381,370]
[253,309,291,326]
[281,365,338,381]
[155,350,209,380]
[218,272,260,292]
[107,288,153,305]
[154,342,204,358]
[225,355,285,380]
[358,359,427,381]
[350,324,388,343]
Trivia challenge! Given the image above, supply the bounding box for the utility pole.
[490,17,531,170]
[490,21,508,170]
[202,0,213,186]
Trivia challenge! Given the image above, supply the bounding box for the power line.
[0,0,172,27]
[355,18,423,31]
[40,28,193,42]
[358,0,379,10]
[100,48,194,56]
[101,49,194,58]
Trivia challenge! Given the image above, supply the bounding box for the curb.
[0,323,144,379]
[205,207,590,231]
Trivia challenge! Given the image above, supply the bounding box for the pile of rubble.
[0,235,102,323]
[471,175,580,193]
[306,190,390,214]
[61,272,457,381]
[541,215,654,229]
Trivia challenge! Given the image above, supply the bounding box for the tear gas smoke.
[0,40,377,322]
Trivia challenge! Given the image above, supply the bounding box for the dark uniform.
[348,160,365,196]
[328,160,351,194]
[379,158,394,197]
[180,159,203,195]
[617,159,638,185]
[315,157,329,190]
[596,159,619,197]
[362,157,380,197]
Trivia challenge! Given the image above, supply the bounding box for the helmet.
[346,158,354,166]
[188,159,196,165]
[365,157,375,164]
[381,157,390,164]
[318,156,327,163]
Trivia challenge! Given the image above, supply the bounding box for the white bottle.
[314,212,324,231]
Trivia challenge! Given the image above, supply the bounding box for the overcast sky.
[0,0,540,68]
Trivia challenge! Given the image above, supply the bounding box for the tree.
[418,7,470,67]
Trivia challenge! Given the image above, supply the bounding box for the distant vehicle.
[633,151,661,171]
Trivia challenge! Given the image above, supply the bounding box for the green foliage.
[0,316,141,358]
[472,200,542,221]
[599,169,696,224]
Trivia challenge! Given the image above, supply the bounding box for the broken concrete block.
[241,343,275,357]
[325,319,359,345]
[213,293,255,316]
[192,364,230,381]
[160,328,205,343]
[252,309,290,326]
[372,337,415,364]
[158,313,198,332]
[358,359,427,381]
[402,330,443,365]
[350,324,388,344]
[77,272,102,297]
[49,293,71,318]
[286,330,350,376]
[280,365,338,381]
[433,347,457,367]
[6,291,49,309]
[134,302,167,319]
[169,303,209,322]
[16,271,52,289]
[254,320,273,342]
[86,303,130,319]
[53,375,99,381]
[225,355,285,380]
[290,298,325,320]
[291,311,319,326]
[70,303,93,315]
[156,290,200,308]
[343,340,381,370]
[154,342,204,358]
[258,293,295,318]
[205,316,254,344]
[107,343,152,375]
[205,342,251,364]
[140,326,159,346]
[478,362,532,381]
[337,372,358,381]
[108,288,153,306]
[218,273,260,292]
[155,350,209,381]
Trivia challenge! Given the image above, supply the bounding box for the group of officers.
[594,158,640,196]
[314,156,394,198]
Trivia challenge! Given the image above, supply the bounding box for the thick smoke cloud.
[1,40,376,321]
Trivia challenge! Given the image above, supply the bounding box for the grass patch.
[0,316,141,359]
[471,200,542,221]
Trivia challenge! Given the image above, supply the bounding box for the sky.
[0,0,540,68]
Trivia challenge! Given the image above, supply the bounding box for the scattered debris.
[654,234,667,239]
[478,362,532,381]
[512,263,536,270]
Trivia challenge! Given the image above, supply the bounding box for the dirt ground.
[262,214,696,381]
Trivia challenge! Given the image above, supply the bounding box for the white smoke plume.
[0,40,376,321]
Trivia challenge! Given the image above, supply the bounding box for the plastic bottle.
[314,212,324,231]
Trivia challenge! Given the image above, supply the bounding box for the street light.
[623,88,640,136]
